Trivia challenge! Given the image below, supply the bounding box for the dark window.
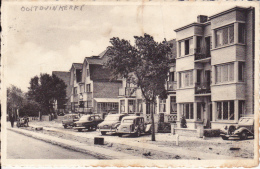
[79,101,84,108]
[185,40,190,55]
[197,103,202,120]
[238,23,245,43]
[239,100,245,119]
[169,72,175,82]
[238,62,244,81]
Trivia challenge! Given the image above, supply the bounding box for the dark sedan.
[73,114,103,132]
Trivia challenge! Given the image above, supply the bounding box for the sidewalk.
[28,123,244,160]
[8,127,144,159]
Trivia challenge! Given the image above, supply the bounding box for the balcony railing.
[195,82,211,94]
[194,47,211,60]
[119,87,137,97]
[166,81,177,91]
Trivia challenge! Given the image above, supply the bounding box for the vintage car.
[220,117,254,140]
[61,114,79,128]
[116,116,151,137]
[97,114,128,135]
[73,114,103,132]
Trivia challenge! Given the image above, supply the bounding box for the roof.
[72,63,83,70]
[52,71,72,98]
[208,6,253,20]
[94,98,119,103]
[84,49,110,65]
[89,64,113,81]
[174,6,253,32]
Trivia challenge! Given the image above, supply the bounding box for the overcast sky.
[2,1,254,92]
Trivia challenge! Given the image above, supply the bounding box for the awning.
[94,98,119,103]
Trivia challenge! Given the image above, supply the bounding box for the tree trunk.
[151,101,156,141]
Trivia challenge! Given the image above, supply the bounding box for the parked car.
[97,114,128,135]
[220,117,254,140]
[61,114,79,128]
[73,114,103,132]
[116,116,151,137]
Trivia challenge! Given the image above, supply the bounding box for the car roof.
[122,116,143,120]
[107,114,127,117]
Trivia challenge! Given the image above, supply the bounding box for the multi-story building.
[174,6,255,129]
[52,71,72,114]
[70,50,122,118]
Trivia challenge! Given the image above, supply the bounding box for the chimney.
[197,15,208,23]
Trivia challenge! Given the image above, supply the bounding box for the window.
[179,70,193,88]
[170,96,177,114]
[128,100,136,114]
[159,99,166,113]
[180,103,193,119]
[97,102,119,113]
[137,99,143,113]
[215,63,234,83]
[239,100,245,119]
[179,38,193,57]
[169,72,175,82]
[120,100,125,113]
[80,85,84,93]
[238,23,245,43]
[73,87,77,95]
[197,102,203,120]
[86,69,90,76]
[86,84,91,92]
[238,62,244,82]
[217,101,234,120]
[215,24,234,47]
[79,101,84,108]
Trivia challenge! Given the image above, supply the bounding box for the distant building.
[52,71,72,114]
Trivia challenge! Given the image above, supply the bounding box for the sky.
[2,1,255,92]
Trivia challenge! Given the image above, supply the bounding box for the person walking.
[10,113,15,128]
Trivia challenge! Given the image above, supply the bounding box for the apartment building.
[52,71,72,114]
[70,50,122,118]
[174,6,255,129]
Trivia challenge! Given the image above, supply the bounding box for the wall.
[93,81,122,98]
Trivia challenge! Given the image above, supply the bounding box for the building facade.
[174,6,255,129]
[70,50,122,118]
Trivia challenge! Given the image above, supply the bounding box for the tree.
[105,34,171,141]
[7,85,25,118]
[28,73,67,115]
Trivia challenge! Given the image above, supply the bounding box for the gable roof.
[72,63,83,69]
[84,49,110,65]
[89,64,112,81]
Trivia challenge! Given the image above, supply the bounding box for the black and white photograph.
[1,0,259,168]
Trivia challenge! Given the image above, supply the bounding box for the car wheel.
[240,131,248,140]
[221,136,228,140]
[118,134,122,137]
[64,125,67,129]
[136,130,141,137]
[101,131,107,135]
[78,129,82,132]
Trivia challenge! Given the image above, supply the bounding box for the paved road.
[7,130,97,159]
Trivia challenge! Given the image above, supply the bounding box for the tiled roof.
[72,63,83,69]
[52,71,72,98]
[89,64,112,81]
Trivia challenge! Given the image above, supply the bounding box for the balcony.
[194,47,211,61]
[166,81,177,91]
[195,82,211,94]
[118,87,137,97]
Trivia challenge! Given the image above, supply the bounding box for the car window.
[123,119,134,123]
[95,116,101,120]
[89,116,94,121]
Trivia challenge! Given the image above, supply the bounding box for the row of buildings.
[53,6,255,130]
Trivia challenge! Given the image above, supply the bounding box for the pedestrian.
[10,113,15,128]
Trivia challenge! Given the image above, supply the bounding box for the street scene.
[2,1,258,168]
